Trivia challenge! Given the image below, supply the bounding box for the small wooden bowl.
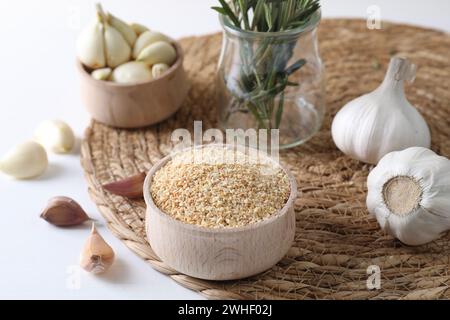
[143,145,297,281]
[77,42,189,129]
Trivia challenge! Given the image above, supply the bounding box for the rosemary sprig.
[213,0,321,130]
[213,0,320,32]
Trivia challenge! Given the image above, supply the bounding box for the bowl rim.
[144,144,298,234]
[76,41,184,88]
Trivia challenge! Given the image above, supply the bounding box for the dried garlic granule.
[151,146,291,228]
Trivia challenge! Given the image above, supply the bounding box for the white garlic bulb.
[332,57,431,164]
[133,31,172,59]
[367,147,450,246]
[77,4,131,69]
[137,41,177,66]
[0,141,48,179]
[35,120,75,154]
[111,61,153,84]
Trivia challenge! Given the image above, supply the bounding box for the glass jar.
[216,10,325,149]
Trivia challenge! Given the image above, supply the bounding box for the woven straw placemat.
[80,19,450,300]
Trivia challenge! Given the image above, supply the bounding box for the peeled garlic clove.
[332,57,431,164]
[0,141,48,179]
[152,63,170,78]
[104,23,131,68]
[80,223,115,274]
[111,61,152,84]
[137,41,177,66]
[107,12,137,47]
[91,68,112,81]
[367,147,450,246]
[40,196,90,226]
[130,23,149,36]
[76,20,106,69]
[133,31,172,59]
[102,172,146,199]
[34,120,75,154]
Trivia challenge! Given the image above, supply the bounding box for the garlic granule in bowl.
[150,146,290,228]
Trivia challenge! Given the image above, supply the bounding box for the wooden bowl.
[77,42,189,129]
[143,145,297,281]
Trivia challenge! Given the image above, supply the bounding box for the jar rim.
[219,9,321,39]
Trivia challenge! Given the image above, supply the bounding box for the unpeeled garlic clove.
[130,23,149,36]
[102,172,146,199]
[0,141,48,179]
[133,31,172,59]
[76,19,106,69]
[107,12,137,47]
[137,41,177,66]
[34,120,75,154]
[40,196,90,226]
[80,223,115,274]
[111,62,152,84]
[91,68,112,81]
[152,63,170,78]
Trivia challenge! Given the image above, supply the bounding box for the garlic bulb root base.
[382,176,422,216]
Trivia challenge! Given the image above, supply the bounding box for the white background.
[0,0,449,300]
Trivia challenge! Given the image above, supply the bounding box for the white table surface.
[1,0,449,300]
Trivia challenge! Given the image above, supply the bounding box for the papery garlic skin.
[367,147,450,246]
[35,120,75,154]
[133,31,172,59]
[111,61,153,84]
[41,196,90,226]
[0,141,48,179]
[137,41,177,67]
[80,224,115,274]
[332,58,431,164]
[76,20,106,69]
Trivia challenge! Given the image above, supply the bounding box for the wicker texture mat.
[81,19,450,300]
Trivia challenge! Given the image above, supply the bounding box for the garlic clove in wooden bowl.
[77,42,190,129]
[143,145,297,281]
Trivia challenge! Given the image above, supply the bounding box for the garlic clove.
[130,23,149,36]
[34,120,75,154]
[332,57,431,165]
[40,196,90,226]
[102,172,146,199]
[91,68,112,81]
[0,141,48,179]
[80,223,115,274]
[107,12,137,47]
[104,23,132,68]
[133,31,172,59]
[152,63,170,79]
[111,61,152,84]
[76,20,106,69]
[137,41,177,67]
[367,147,450,246]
